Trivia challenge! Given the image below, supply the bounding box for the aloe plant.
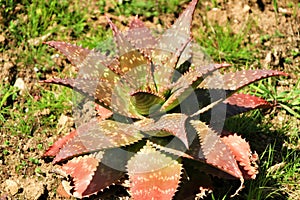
[42,0,288,199]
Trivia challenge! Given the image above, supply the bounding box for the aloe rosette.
[42,0,288,199]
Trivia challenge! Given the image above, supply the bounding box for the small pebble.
[4,180,19,195]
[13,78,27,95]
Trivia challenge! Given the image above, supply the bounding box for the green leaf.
[131,91,165,116]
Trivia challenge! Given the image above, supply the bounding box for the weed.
[273,0,278,13]
[15,161,27,173]
[35,167,43,175]
[247,145,300,199]
[291,49,300,57]
[3,149,9,155]
[284,57,293,64]
[37,144,43,150]
[29,157,40,165]
[260,34,271,43]
[3,140,10,146]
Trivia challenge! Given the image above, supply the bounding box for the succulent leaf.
[161,63,230,111]
[127,142,182,200]
[53,118,144,163]
[41,77,116,108]
[148,141,193,159]
[190,120,246,196]
[140,113,189,148]
[112,63,161,118]
[154,38,193,95]
[190,120,243,179]
[94,104,113,120]
[223,93,272,118]
[80,150,127,198]
[131,91,165,116]
[56,151,126,198]
[43,129,77,158]
[40,78,75,90]
[154,0,198,67]
[126,17,157,55]
[221,134,259,179]
[150,0,198,93]
[197,92,273,121]
[45,41,91,67]
[198,69,288,91]
[106,16,149,74]
[56,153,103,198]
[46,41,119,74]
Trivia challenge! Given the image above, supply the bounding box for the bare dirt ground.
[0,0,299,199]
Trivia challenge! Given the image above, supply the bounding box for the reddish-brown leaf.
[148,141,193,159]
[40,78,75,88]
[150,0,198,93]
[94,104,113,120]
[126,16,157,55]
[154,0,198,63]
[56,153,102,198]
[221,134,259,179]
[56,150,127,198]
[199,70,288,91]
[41,78,116,108]
[45,41,91,67]
[127,142,182,200]
[184,139,238,180]
[139,113,189,148]
[223,93,272,117]
[45,41,119,74]
[43,129,77,157]
[75,53,120,86]
[152,38,192,94]
[161,63,230,112]
[53,118,144,163]
[106,16,148,74]
[190,120,243,179]
[224,93,271,108]
[80,150,126,197]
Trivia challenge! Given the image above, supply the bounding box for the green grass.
[196,22,254,65]
[249,79,300,119]
[247,145,300,199]
[1,0,299,199]
[273,0,278,13]
[0,84,72,136]
[6,0,88,42]
[101,0,186,17]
